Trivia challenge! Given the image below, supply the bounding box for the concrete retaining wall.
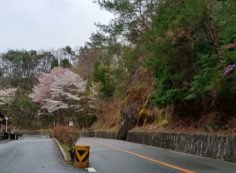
[15,130,50,136]
[81,130,236,163]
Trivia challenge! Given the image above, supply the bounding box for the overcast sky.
[0,0,113,52]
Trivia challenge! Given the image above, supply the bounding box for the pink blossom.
[224,64,235,76]
[30,67,87,113]
[0,88,17,106]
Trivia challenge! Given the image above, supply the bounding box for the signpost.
[69,121,73,127]
[5,117,8,133]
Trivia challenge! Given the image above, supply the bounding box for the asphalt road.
[77,137,236,173]
[0,136,236,173]
[0,136,83,173]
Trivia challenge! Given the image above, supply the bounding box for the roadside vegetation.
[0,0,235,138]
[51,126,79,147]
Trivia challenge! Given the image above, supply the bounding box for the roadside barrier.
[3,132,8,140]
[74,145,90,168]
[10,134,19,140]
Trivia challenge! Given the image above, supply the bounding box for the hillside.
[0,0,235,138]
[80,0,236,138]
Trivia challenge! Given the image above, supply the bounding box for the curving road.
[78,137,236,173]
[0,136,236,173]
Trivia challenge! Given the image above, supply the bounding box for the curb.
[53,138,71,162]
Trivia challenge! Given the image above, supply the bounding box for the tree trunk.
[207,0,223,62]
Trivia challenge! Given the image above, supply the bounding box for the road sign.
[69,121,73,127]
[74,145,90,168]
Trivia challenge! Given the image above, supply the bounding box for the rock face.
[127,132,236,163]
[117,86,151,140]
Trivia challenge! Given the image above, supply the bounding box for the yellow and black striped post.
[74,145,90,168]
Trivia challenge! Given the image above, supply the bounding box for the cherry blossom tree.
[30,67,86,113]
[0,88,17,106]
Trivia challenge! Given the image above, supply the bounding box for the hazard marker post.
[74,145,90,168]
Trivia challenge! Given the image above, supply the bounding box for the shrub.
[51,125,80,147]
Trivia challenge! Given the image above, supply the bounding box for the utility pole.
[5,117,8,133]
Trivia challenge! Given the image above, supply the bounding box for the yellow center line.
[91,140,195,173]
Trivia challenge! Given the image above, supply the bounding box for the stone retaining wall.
[80,130,118,139]
[81,130,236,163]
[127,132,236,163]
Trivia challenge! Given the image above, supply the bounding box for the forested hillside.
[0,0,235,137]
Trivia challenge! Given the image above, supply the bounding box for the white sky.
[0,0,113,52]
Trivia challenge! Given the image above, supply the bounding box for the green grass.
[60,142,71,158]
